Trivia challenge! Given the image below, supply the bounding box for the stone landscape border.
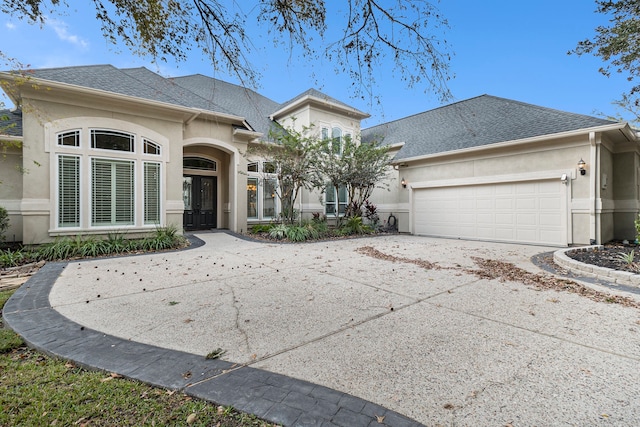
[553,246,640,287]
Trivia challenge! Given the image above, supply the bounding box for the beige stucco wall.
[0,147,23,242]
[612,151,639,240]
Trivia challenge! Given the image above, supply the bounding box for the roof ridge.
[173,73,273,101]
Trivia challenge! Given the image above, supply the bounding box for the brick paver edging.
[553,246,640,287]
[2,257,423,427]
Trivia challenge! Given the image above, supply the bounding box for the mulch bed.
[567,241,640,273]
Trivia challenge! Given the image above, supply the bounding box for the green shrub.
[106,232,128,254]
[269,224,288,240]
[311,220,329,237]
[32,226,184,263]
[285,225,310,242]
[635,214,640,243]
[0,206,8,243]
[250,224,272,234]
[36,237,75,261]
[340,216,367,235]
[0,248,26,268]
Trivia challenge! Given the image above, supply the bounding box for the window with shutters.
[144,162,161,224]
[57,155,80,227]
[54,127,164,231]
[91,158,135,226]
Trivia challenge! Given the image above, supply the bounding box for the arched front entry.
[183,156,218,230]
[182,139,242,233]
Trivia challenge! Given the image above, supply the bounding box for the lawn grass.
[0,289,279,426]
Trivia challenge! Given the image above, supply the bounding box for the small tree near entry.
[316,134,391,225]
[247,123,321,224]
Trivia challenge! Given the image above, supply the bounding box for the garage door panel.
[516,198,536,209]
[539,213,561,226]
[495,213,514,225]
[539,197,560,210]
[538,181,559,193]
[459,199,475,210]
[477,213,493,224]
[517,182,536,194]
[495,199,513,209]
[477,227,495,238]
[476,198,494,210]
[413,179,566,246]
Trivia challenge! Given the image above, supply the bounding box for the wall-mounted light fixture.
[401,177,407,188]
[577,159,586,175]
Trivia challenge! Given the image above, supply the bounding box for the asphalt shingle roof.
[277,88,368,117]
[171,74,279,135]
[362,95,617,160]
[24,65,278,134]
[0,109,22,136]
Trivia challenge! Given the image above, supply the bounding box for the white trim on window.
[48,118,168,233]
[246,160,280,221]
[57,154,81,228]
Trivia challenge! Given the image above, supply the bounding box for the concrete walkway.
[4,232,640,426]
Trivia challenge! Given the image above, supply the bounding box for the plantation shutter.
[144,162,160,224]
[58,155,80,227]
[92,159,134,226]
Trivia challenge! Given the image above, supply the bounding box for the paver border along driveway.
[5,232,640,426]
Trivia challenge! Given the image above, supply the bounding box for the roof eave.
[270,95,370,121]
[394,122,633,164]
[0,72,248,126]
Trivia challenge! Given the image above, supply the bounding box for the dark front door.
[183,175,217,230]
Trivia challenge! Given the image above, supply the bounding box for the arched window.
[331,127,342,154]
[183,157,217,171]
[54,126,164,230]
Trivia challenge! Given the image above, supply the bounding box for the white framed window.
[52,123,166,232]
[91,130,135,152]
[58,130,80,147]
[91,158,135,226]
[144,139,161,155]
[57,155,80,227]
[144,162,161,224]
[247,161,279,221]
[331,127,342,154]
[247,177,258,219]
[325,184,347,217]
[184,156,217,171]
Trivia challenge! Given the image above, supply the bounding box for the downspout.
[589,131,599,244]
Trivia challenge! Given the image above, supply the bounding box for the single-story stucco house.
[0,64,638,247]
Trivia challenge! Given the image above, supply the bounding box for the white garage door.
[412,179,566,246]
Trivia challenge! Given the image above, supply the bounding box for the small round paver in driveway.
[15,233,640,425]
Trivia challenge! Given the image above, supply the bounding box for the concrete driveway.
[48,232,640,426]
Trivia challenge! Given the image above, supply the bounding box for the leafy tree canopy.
[1,0,453,101]
[572,0,640,101]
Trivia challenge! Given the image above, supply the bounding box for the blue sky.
[0,1,633,127]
